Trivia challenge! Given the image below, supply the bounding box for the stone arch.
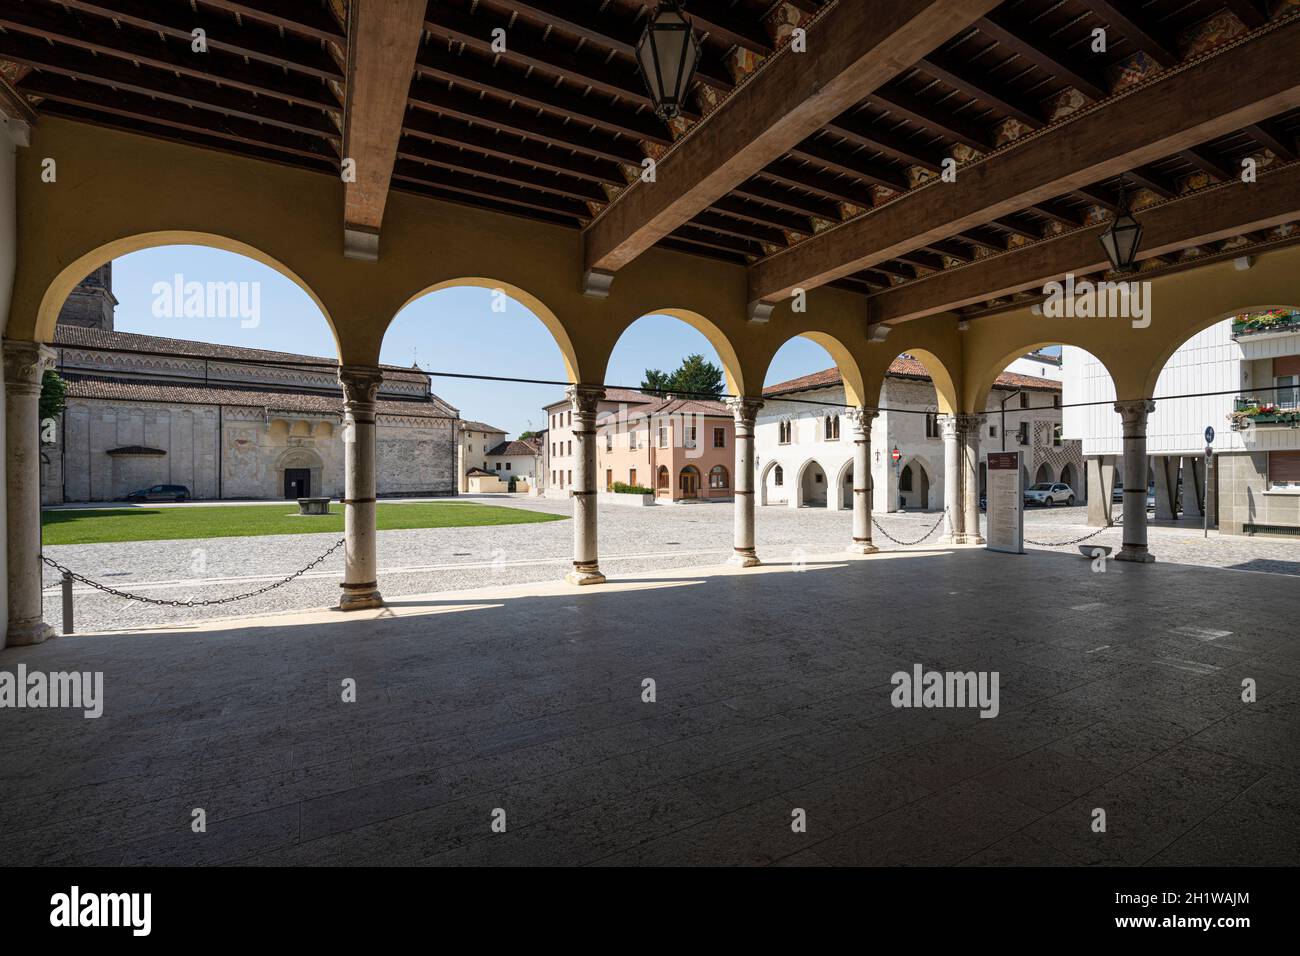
[389,277,582,383]
[602,308,746,397]
[1034,462,1054,485]
[1143,302,1300,399]
[882,348,959,415]
[759,458,785,506]
[1061,461,1079,493]
[898,454,935,510]
[33,231,338,350]
[758,331,867,407]
[794,457,829,508]
[969,340,1119,414]
[835,457,855,510]
[274,446,325,500]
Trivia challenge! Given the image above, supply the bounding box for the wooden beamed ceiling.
[3,0,1300,320]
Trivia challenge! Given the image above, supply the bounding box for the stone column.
[4,341,56,646]
[337,365,384,610]
[938,414,963,543]
[846,407,878,554]
[959,414,986,545]
[726,397,762,567]
[566,384,606,585]
[1086,455,1116,527]
[1114,399,1155,563]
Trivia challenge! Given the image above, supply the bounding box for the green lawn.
[41,501,565,545]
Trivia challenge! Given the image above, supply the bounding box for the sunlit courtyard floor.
[5,545,1298,866]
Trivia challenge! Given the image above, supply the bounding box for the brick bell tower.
[56,262,116,331]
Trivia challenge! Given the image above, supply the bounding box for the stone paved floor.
[41,498,1300,633]
[4,546,1298,866]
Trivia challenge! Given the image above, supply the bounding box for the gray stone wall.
[1218,451,1300,535]
[42,399,455,503]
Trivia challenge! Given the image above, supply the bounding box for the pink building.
[600,397,735,502]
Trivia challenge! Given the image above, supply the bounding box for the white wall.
[1063,322,1243,457]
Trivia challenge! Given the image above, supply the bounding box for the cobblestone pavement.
[41,498,1297,634]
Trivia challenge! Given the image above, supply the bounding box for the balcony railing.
[1230,396,1300,429]
[1231,310,1300,339]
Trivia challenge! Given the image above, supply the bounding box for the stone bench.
[296,497,332,516]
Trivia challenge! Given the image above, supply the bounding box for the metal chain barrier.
[871,507,948,547]
[1024,514,1124,548]
[40,536,346,608]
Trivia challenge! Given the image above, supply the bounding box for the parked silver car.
[1023,482,1075,507]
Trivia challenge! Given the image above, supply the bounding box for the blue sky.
[110,246,838,436]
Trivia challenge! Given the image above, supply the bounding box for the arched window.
[709,464,729,489]
[778,419,791,444]
[656,465,670,489]
[774,465,784,487]
[824,414,840,440]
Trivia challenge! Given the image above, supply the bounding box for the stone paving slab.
[4,544,1298,866]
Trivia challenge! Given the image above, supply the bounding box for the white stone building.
[485,437,541,483]
[41,269,461,504]
[759,355,1081,514]
[1063,311,1300,535]
[456,420,507,492]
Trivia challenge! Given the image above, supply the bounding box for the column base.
[338,583,384,611]
[1115,548,1155,564]
[959,534,986,545]
[846,541,878,555]
[565,564,606,586]
[728,549,761,568]
[6,619,55,646]
[937,535,961,545]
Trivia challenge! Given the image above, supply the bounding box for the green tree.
[641,355,724,398]
[518,430,539,441]
[39,370,67,421]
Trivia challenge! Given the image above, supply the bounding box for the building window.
[1017,422,1029,446]
[629,431,638,450]
[1277,374,1299,408]
[925,413,939,439]
[567,470,572,486]
[1269,450,1300,488]
[685,426,697,449]
[713,427,725,448]
[567,440,572,456]
[778,419,792,444]
[709,465,729,489]
[1053,394,1061,408]
[824,414,840,440]
[988,425,997,438]
[1019,392,1029,409]
[658,423,668,447]
[605,431,613,452]
[483,461,487,470]
[774,465,784,486]
[1053,424,1063,447]
[656,465,669,490]
[567,411,571,426]
[505,462,511,470]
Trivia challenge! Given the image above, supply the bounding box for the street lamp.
[1099,177,1143,274]
[636,2,702,122]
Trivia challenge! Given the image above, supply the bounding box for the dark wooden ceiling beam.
[916,50,1044,128]
[0,1,338,112]
[708,196,814,236]
[869,88,993,151]
[731,178,843,221]
[870,162,1300,324]
[974,11,1108,101]
[1125,166,1178,200]
[625,0,773,55]
[992,216,1041,240]
[582,0,1002,288]
[748,20,1300,304]
[395,138,608,204]
[1179,145,1236,181]
[413,45,671,145]
[669,225,764,258]
[1,33,337,137]
[823,113,947,171]
[58,0,342,80]
[401,110,625,185]
[920,240,972,262]
[788,138,911,191]
[759,157,879,208]
[194,0,345,43]
[408,77,645,166]
[393,160,592,222]
[1028,200,1080,226]
[1080,0,1180,68]
[1246,120,1299,161]
[690,211,786,247]
[1223,0,1269,29]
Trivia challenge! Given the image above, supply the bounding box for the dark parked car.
[125,484,191,503]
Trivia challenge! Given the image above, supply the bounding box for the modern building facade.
[759,355,1081,515]
[1064,310,1300,536]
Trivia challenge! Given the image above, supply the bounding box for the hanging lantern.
[636,2,702,122]
[1099,177,1143,273]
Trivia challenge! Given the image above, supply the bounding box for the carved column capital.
[955,412,986,438]
[566,383,605,419]
[337,365,384,406]
[846,406,878,435]
[3,340,56,393]
[1114,398,1156,435]
[725,396,764,426]
[938,413,961,442]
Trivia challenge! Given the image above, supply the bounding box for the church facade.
[41,267,460,504]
